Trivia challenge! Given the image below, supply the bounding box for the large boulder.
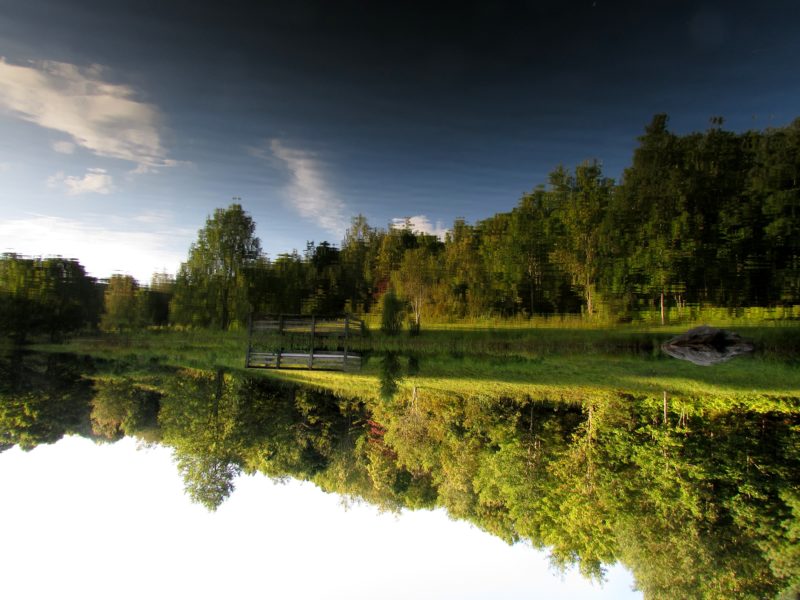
[661,325,754,366]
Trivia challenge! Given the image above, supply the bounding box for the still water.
[1,349,798,599]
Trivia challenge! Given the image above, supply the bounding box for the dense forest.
[2,114,800,338]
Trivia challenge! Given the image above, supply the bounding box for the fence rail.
[246,351,361,371]
[251,314,364,336]
[246,314,363,371]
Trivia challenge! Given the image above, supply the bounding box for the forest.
[2,114,800,339]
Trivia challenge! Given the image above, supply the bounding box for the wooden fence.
[246,314,363,371]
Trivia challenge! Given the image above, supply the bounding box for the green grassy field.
[33,313,800,413]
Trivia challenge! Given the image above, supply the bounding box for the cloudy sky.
[1,0,799,282]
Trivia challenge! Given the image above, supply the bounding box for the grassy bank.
[31,315,800,411]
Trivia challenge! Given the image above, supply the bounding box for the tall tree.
[616,115,692,322]
[506,188,564,315]
[392,246,438,333]
[549,162,613,315]
[171,204,261,329]
[100,274,143,331]
[438,219,490,317]
[752,119,800,302]
[341,214,379,313]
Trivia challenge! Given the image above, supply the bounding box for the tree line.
[2,114,799,338]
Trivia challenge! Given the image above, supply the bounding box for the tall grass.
[364,304,800,331]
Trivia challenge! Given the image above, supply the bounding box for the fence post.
[277,314,284,368]
[343,315,349,367]
[309,315,316,368]
[246,311,253,368]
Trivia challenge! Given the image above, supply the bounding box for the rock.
[661,325,754,366]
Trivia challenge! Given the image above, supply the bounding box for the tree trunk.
[530,280,535,318]
[660,290,665,325]
[586,276,593,315]
[220,282,230,330]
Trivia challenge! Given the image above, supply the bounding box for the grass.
[31,312,800,413]
[265,349,800,410]
[362,304,800,330]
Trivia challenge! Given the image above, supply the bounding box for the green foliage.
[341,214,379,313]
[101,275,145,332]
[0,254,100,342]
[90,378,160,440]
[177,453,240,511]
[158,368,245,509]
[392,245,440,333]
[171,204,261,329]
[0,351,94,450]
[549,161,613,315]
[379,289,404,335]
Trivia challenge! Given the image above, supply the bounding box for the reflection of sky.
[0,436,640,599]
[1,1,800,282]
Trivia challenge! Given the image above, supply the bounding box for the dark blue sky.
[1,0,799,280]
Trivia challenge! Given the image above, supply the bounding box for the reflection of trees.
[4,352,798,597]
[159,369,243,510]
[154,367,436,513]
[0,351,94,450]
[595,403,800,599]
[378,352,402,401]
[367,392,800,598]
[158,368,364,510]
[91,379,160,441]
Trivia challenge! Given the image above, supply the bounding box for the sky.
[0,436,641,599]
[0,0,799,282]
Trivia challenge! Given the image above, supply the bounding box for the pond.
[1,347,798,599]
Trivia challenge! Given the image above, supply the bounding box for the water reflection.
[377,351,422,401]
[0,350,95,450]
[1,350,799,598]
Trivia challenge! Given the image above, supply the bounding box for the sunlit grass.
[271,350,800,404]
[34,312,800,411]
[363,304,800,331]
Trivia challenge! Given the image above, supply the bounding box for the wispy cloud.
[47,168,114,195]
[0,214,190,283]
[391,215,449,240]
[267,139,348,237]
[131,209,174,225]
[51,140,76,154]
[0,58,175,170]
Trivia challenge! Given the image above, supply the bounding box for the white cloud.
[47,168,114,196]
[0,58,174,170]
[131,209,174,225]
[267,139,349,237]
[51,140,75,154]
[0,214,189,283]
[391,215,449,240]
